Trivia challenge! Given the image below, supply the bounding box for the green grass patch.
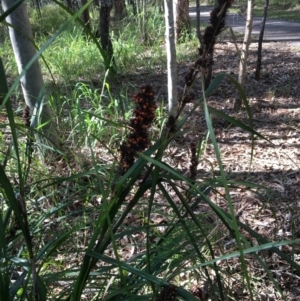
[254,5,300,22]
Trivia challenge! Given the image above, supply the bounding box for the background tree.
[173,0,190,41]
[99,0,114,70]
[164,0,177,114]
[66,0,73,10]
[255,0,269,80]
[81,0,91,31]
[1,0,60,149]
[153,0,164,13]
[139,0,148,42]
[114,0,126,20]
[234,0,254,110]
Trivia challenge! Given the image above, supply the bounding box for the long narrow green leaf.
[206,105,269,142]
[0,213,10,301]
[0,166,30,248]
[9,271,27,301]
[201,70,252,299]
[87,253,201,301]
[175,239,300,271]
[229,75,255,167]
[140,155,235,236]
[70,141,161,301]
[0,59,23,189]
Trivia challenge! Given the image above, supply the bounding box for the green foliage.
[253,6,300,22]
[41,30,104,82]
[29,4,74,37]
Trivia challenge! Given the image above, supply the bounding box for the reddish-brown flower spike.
[119,85,156,174]
[22,105,31,127]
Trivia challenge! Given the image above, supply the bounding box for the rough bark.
[173,0,190,41]
[234,0,254,111]
[99,0,114,69]
[140,0,148,42]
[131,0,137,15]
[66,0,73,10]
[195,0,202,45]
[255,0,269,80]
[81,0,91,31]
[1,0,60,149]
[164,0,178,114]
[114,0,126,20]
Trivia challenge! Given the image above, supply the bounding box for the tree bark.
[173,0,190,41]
[164,0,178,114]
[234,0,254,111]
[114,0,126,20]
[99,0,114,69]
[65,0,73,10]
[255,0,269,80]
[81,0,91,31]
[195,0,202,45]
[1,0,60,149]
[140,0,148,42]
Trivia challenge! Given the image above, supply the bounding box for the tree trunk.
[34,0,41,19]
[114,0,126,20]
[141,0,148,42]
[164,0,178,114]
[1,0,60,150]
[66,0,73,10]
[234,0,254,111]
[195,0,202,45]
[99,0,114,69]
[129,0,137,15]
[255,0,269,80]
[173,0,190,41]
[81,0,91,31]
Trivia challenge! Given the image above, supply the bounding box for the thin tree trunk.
[131,0,137,15]
[1,0,60,150]
[81,0,91,31]
[164,0,177,114]
[141,0,148,42]
[34,0,41,19]
[173,0,190,41]
[114,0,127,20]
[234,0,254,111]
[195,0,202,45]
[99,0,114,69]
[255,0,269,80]
[66,0,73,10]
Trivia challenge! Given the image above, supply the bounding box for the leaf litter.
[117,40,300,300]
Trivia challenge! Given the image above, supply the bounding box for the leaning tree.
[1,0,60,150]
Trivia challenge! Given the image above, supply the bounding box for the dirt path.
[189,5,300,47]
